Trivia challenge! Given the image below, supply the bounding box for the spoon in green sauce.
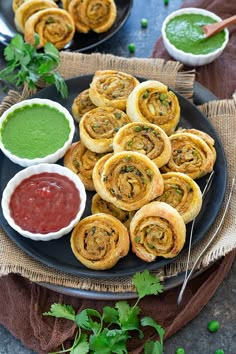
[202,14,236,38]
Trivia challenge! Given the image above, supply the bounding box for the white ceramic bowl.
[0,98,75,167]
[161,8,229,66]
[1,163,87,241]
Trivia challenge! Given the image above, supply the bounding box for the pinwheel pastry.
[72,89,97,122]
[113,122,172,168]
[91,193,135,228]
[176,128,217,164]
[64,141,105,191]
[92,153,114,200]
[79,106,131,153]
[12,0,27,12]
[68,0,117,33]
[130,201,186,262]
[161,132,215,179]
[154,172,202,224]
[61,0,71,10]
[14,0,58,33]
[126,80,180,135]
[24,8,75,49]
[93,151,164,211]
[70,213,130,270]
[89,70,140,111]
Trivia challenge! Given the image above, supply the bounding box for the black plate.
[0,0,133,52]
[0,75,227,279]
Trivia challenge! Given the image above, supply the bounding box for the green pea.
[176,348,185,354]
[160,93,167,101]
[214,350,224,354]
[141,18,148,28]
[128,43,136,53]
[207,320,220,333]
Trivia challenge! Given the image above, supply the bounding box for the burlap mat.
[0,53,235,293]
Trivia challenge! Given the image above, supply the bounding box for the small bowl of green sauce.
[161,8,229,66]
[0,98,75,167]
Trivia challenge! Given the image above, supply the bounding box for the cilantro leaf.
[0,34,68,99]
[115,301,143,336]
[44,42,60,63]
[75,309,102,334]
[71,334,89,354]
[144,340,163,354]
[132,270,164,299]
[103,306,119,325]
[89,329,128,354]
[43,303,76,321]
[141,316,165,344]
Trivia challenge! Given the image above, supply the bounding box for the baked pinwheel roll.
[92,153,114,200]
[24,8,75,49]
[126,80,180,135]
[130,201,186,262]
[64,141,105,191]
[72,89,97,122]
[79,106,130,153]
[61,0,71,10]
[161,132,215,179]
[89,70,140,111]
[70,213,130,270]
[113,122,172,168]
[68,0,117,33]
[14,0,58,33]
[176,128,217,164]
[91,193,135,228]
[93,151,164,211]
[12,0,27,12]
[154,172,202,224]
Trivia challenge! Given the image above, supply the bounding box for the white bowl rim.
[161,7,229,59]
[0,98,75,167]
[1,163,87,241]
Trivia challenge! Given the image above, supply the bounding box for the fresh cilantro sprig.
[43,270,165,354]
[0,34,68,99]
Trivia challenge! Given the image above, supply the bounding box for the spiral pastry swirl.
[64,141,105,191]
[12,0,28,12]
[70,213,130,270]
[176,128,217,164]
[14,0,58,33]
[72,89,97,122]
[68,0,117,33]
[92,153,113,200]
[89,70,140,111]
[113,122,172,168]
[130,201,186,262]
[93,151,164,211]
[126,80,180,135]
[161,132,215,179]
[79,106,131,153]
[154,172,202,224]
[24,8,75,49]
[91,193,135,228]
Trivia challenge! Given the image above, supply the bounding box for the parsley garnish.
[43,270,165,353]
[0,34,68,99]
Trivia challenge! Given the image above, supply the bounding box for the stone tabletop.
[0,0,235,353]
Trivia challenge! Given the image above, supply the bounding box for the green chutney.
[0,104,70,159]
[165,14,226,55]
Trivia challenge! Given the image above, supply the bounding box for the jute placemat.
[0,53,235,293]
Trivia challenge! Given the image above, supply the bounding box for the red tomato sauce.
[9,172,81,234]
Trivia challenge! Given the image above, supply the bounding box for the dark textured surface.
[0,0,235,353]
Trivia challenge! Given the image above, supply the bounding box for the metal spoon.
[202,15,236,38]
[177,176,235,306]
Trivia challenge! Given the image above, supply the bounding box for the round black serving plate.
[0,76,227,297]
[0,0,133,52]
